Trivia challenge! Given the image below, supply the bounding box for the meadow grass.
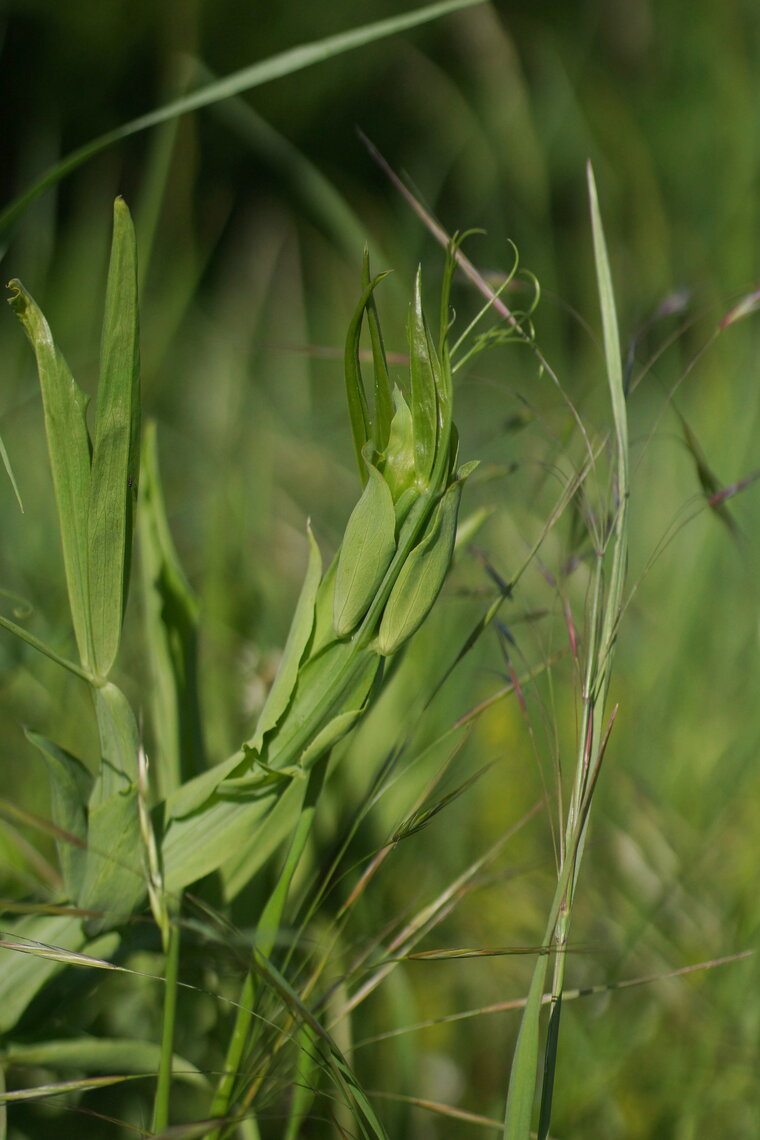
[1,2,760,1137]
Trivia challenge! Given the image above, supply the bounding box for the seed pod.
[334,461,396,637]
[377,477,463,656]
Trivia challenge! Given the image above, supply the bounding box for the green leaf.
[334,462,396,636]
[249,524,322,752]
[138,422,205,798]
[163,778,302,895]
[91,681,139,796]
[2,1038,205,1084]
[362,249,394,451]
[298,708,365,770]
[165,750,247,822]
[344,273,390,482]
[503,955,549,1138]
[79,684,143,932]
[24,730,92,901]
[283,1026,318,1140]
[0,0,487,244]
[382,387,417,503]
[408,268,438,487]
[377,477,464,655]
[78,787,143,934]
[310,548,339,655]
[265,640,381,770]
[7,280,94,669]
[587,163,628,482]
[88,198,140,678]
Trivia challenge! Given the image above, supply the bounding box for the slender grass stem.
[151,912,181,1134]
[207,754,329,1139]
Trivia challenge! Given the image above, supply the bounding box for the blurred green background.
[1,0,759,1136]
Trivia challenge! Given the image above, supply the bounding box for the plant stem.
[152,911,181,1134]
[207,753,329,1139]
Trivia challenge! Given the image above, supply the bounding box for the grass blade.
[248,525,322,753]
[7,281,94,669]
[88,198,140,678]
[587,162,628,487]
[4,1038,204,1082]
[530,167,631,1138]
[362,250,394,450]
[139,422,205,797]
[408,269,438,486]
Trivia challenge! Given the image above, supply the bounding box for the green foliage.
[1,2,760,1137]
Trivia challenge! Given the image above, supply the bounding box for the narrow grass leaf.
[503,954,550,1139]
[345,275,389,481]
[24,730,91,900]
[249,525,322,753]
[250,949,390,1140]
[139,422,205,797]
[334,463,396,636]
[408,269,438,485]
[283,1025,319,1140]
[4,1038,205,1083]
[0,0,486,243]
[362,250,394,449]
[7,280,94,668]
[88,197,140,678]
[587,162,627,483]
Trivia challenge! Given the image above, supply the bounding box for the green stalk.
[536,165,630,1138]
[152,913,181,1134]
[504,165,629,1140]
[207,753,329,1139]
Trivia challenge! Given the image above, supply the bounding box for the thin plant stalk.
[152,916,182,1134]
[536,163,630,1138]
[207,754,329,1139]
[503,164,629,1139]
